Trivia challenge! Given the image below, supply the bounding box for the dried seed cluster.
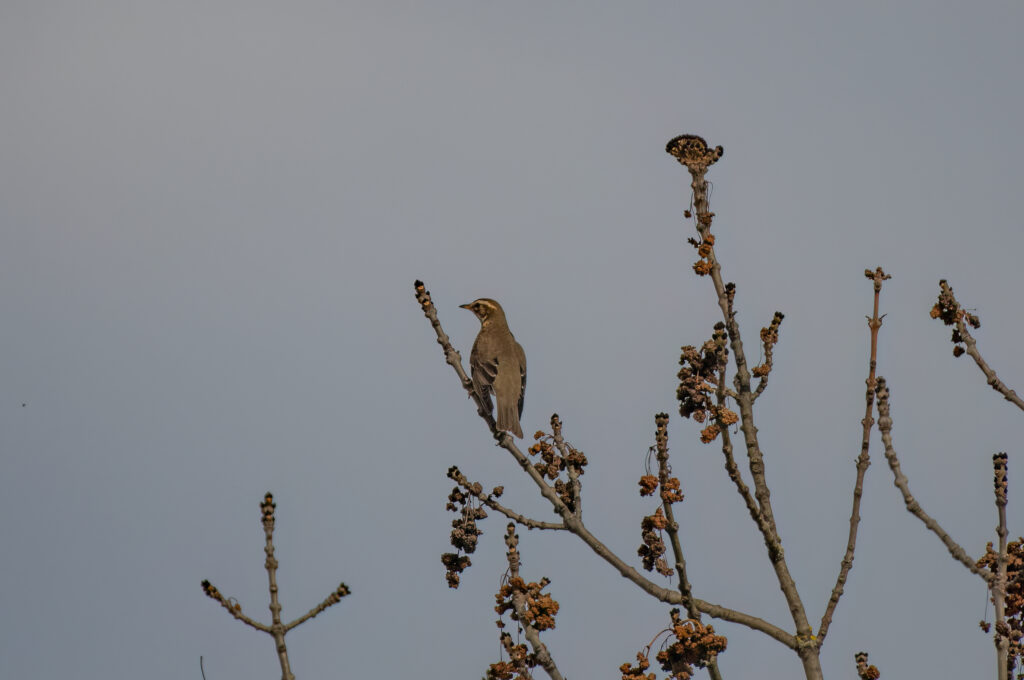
[487,634,533,680]
[620,609,727,680]
[529,419,588,513]
[688,233,716,276]
[977,534,1024,675]
[638,507,675,577]
[487,525,559,679]
[665,134,724,172]
[854,651,881,679]
[495,576,560,632]
[752,311,785,378]
[441,465,489,588]
[677,326,736,444]
[930,279,981,357]
[619,651,655,680]
[654,609,728,680]
[637,414,685,578]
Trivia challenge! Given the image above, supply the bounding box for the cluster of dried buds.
[687,233,716,276]
[494,573,559,633]
[636,415,685,578]
[752,311,785,378]
[486,634,533,680]
[200,580,241,613]
[854,651,881,679]
[260,492,276,527]
[619,651,656,680]
[441,465,494,588]
[621,609,727,680]
[638,474,683,504]
[977,536,1024,673]
[654,609,728,679]
[637,507,674,577]
[929,279,981,357]
[677,326,736,443]
[529,419,587,512]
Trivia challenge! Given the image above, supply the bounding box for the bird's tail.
[497,404,523,439]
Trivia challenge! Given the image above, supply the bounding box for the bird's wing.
[515,340,526,417]
[470,342,497,408]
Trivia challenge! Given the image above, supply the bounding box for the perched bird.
[460,298,526,438]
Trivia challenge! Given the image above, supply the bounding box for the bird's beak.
[459,303,473,310]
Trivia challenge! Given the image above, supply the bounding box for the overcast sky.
[2,2,1023,679]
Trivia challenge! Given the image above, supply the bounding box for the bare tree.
[413,134,899,679]
[201,493,351,680]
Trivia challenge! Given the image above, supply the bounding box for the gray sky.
[2,2,1023,678]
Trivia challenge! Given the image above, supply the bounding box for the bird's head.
[459,298,506,326]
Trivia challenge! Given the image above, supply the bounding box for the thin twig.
[260,495,296,680]
[448,461,566,531]
[717,379,775,551]
[484,497,566,530]
[817,267,888,644]
[934,280,1024,411]
[751,311,784,403]
[875,379,993,583]
[655,413,697,616]
[200,580,271,633]
[550,415,582,518]
[653,414,724,680]
[284,583,352,632]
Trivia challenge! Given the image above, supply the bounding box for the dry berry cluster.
[486,634,533,680]
[676,327,738,445]
[636,414,688,579]
[688,233,716,276]
[930,279,981,357]
[854,651,881,679]
[620,609,727,680]
[752,311,785,378]
[654,610,728,679]
[495,576,560,632]
[619,651,656,680]
[638,507,674,577]
[977,535,1024,675]
[528,416,588,513]
[486,524,560,679]
[441,465,491,588]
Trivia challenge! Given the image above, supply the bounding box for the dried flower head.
[665,135,724,172]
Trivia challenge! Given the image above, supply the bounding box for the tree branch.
[875,378,992,583]
[992,453,1010,680]
[201,493,350,680]
[200,580,271,633]
[666,136,815,649]
[816,267,888,644]
[284,583,352,632]
[414,278,796,650]
[503,525,564,680]
[450,468,566,530]
[653,414,725,680]
[933,279,1024,412]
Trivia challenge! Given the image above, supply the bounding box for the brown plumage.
[460,298,526,438]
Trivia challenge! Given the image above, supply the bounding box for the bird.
[460,298,526,439]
